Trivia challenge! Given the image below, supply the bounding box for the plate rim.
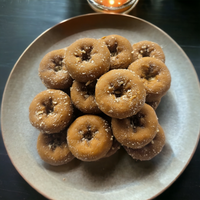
[1,13,200,200]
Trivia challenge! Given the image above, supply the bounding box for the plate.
[1,13,200,200]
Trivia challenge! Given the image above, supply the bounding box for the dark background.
[0,0,200,199]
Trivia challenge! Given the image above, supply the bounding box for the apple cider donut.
[29,89,73,134]
[95,69,146,119]
[37,131,74,166]
[132,41,165,63]
[64,38,110,82]
[67,115,113,161]
[112,104,158,149]
[124,124,165,161]
[70,80,101,114]
[39,49,73,89]
[100,35,133,70]
[128,57,171,102]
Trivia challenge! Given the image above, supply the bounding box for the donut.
[67,115,113,161]
[95,69,146,119]
[70,80,101,114]
[124,124,165,161]
[112,103,158,149]
[29,89,73,134]
[64,38,110,82]
[146,98,161,110]
[100,35,133,70]
[104,136,121,158]
[128,57,171,102]
[37,131,74,166]
[39,49,73,89]
[132,41,165,63]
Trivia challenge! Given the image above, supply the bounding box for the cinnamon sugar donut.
[67,115,112,161]
[124,124,165,161]
[37,131,74,166]
[112,103,158,149]
[100,35,133,70]
[128,57,171,102]
[95,69,146,119]
[132,41,165,63]
[39,49,73,89]
[64,38,110,82]
[29,89,73,134]
[70,80,101,114]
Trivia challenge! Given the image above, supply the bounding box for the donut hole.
[106,41,118,57]
[105,38,118,57]
[86,87,95,97]
[83,130,93,141]
[47,134,66,151]
[111,81,131,98]
[141,64,159,81]
[130,113,145,133]
[43,99,54,115]
[113,86,124,98]
[139,46,153,57]
[140,49,150,57]
[81,126,96,141]
[82,81,96,99]
[86,81,96,96]
[79,46,93,62]
[53,57,64,72]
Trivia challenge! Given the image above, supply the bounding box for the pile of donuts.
[29,35,171,166]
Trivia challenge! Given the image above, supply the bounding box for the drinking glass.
[87,0,139,14]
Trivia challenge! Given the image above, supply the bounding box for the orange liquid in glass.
[95,0,129,7]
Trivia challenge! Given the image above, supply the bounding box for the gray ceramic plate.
[1,14,200,200]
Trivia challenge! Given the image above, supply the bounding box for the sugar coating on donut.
[70,80,101,114]
[37,131,74,166]
[29,89,73,134]
[124,124,165,161]
[100,35,134,70]
[64,38,110,82]
[67,115,113,161]
[95,69,146,119]
[39,49,73,89]
[132,41,165,63]
[128,57,171,101]
[112,103,158,149]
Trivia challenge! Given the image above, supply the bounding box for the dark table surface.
[0,0,200,199]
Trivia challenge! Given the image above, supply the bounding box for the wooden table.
[0,0,200,199]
